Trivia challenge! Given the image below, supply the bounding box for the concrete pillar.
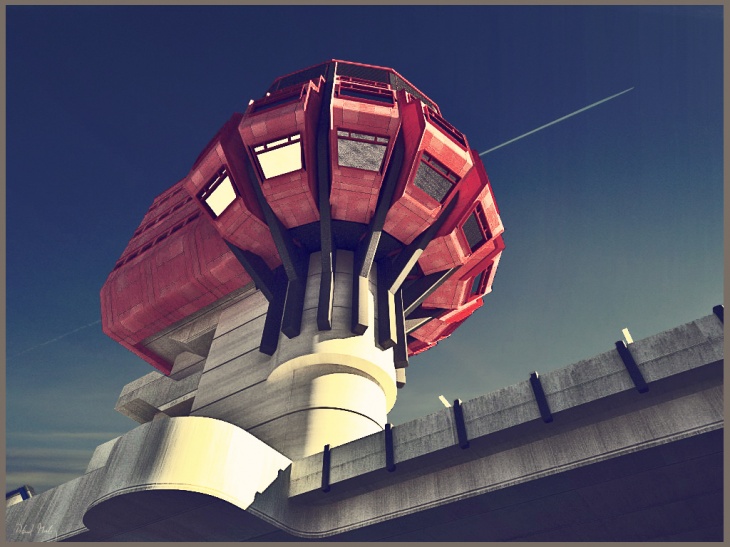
[191,250,396,460]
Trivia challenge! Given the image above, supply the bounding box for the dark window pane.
[414,162,452,202]
[463,213,486,251]
[471,271,484,295]
[337,139,387,171]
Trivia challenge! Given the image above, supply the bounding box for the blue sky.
[6,5,723,494]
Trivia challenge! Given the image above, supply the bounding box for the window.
[470,266,491,296]
[199,168,237,217]
[413,152,459,203]
[337,130,389,172]
[462,204,492,253]
[254,134,303,179]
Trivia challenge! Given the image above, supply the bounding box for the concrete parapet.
[6,312,723,541]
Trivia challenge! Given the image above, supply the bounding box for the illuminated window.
[462,204,492,253]
[413,152,459,203]
[199,168,237,217]
[254,134,303,179]
[337,130,389,172]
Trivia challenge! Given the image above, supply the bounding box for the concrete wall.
[5,312,723,541]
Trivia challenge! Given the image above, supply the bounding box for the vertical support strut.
[402,268,458,317]
[259,267,288,356]
[224,242,277,302]
[351,130,406,335]
[384,423,396,472]
[452,399,470,449]
[317,62,337,331]
[242,148,308,352]
[376,259,397,349]
[321,444,331,493]
[386,194,459,296]
[375,195,460,349]
[712,304,724,323]
[615,341,649,393]
[393,290,409,368]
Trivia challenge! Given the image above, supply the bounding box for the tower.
[101,60,504,460]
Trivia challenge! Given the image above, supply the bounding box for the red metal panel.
[330,76,400,224]
[409,297,483,348]
[101,212,252,373]
[239,80,323,228]
[407,338,435,356]
[184,118,281,270]
[417,149,494,276]
[420,235,504,311]
[382,95,474,245]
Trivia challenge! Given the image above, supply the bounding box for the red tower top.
[101,60,504,376]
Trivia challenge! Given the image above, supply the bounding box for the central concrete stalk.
[191,250,396,460]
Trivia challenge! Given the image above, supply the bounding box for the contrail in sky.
[9,320,101,358]
[479,87,635,156]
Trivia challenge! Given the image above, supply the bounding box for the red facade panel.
[184,121,280,270]
[382,96,474,245]
[407,338,435,357]
[239,80,323,229]
[330,76,400,224]
[409,297,483,348]
[421,235,504,310]
[101,215,251,373]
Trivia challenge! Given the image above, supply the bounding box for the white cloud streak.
[9,320,101,358]
[479,87,635,155]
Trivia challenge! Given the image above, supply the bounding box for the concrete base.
[189,250,396,460]
[6,312,723,542]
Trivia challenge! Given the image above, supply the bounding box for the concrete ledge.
[116,368,203,423]
[287,315,723,503]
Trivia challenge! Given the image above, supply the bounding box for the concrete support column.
[191,250,396,460]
